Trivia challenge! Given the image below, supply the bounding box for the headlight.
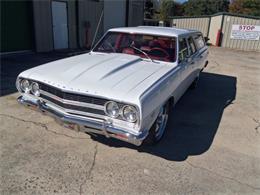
[31,82,40,96]
[20,79,30,93]
[105,101,120,118]
[122,105,138,123]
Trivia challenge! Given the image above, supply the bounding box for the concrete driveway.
[0,47,260,194]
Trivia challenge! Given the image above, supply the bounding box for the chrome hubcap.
[154,106,168,140]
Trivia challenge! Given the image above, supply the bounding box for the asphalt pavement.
[0,47,259,194]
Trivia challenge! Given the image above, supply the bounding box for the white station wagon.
[16,26,208,146]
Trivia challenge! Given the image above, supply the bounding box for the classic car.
[16,26,208,146]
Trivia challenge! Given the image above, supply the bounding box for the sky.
[176,0,188,3]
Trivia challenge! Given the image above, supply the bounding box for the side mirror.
[186,57,192,63]
[204,37,210,43]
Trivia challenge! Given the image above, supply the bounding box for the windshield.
[93,32,177,63]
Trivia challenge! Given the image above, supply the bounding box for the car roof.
[108,26,200,37]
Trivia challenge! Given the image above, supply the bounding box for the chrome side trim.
[40,90,104,110]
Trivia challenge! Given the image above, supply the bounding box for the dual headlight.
[105,101,138,123]
[17,79,40,96]
[18,79,137,123]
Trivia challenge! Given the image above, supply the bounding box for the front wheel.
[143,102,170,145]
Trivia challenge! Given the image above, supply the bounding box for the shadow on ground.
[90,72,237,161]
[0,51,86,96]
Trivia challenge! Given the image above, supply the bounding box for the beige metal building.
[1,0,144,53]
[221,15,260,51]
[172,13,260,51]
[172,16,210,37]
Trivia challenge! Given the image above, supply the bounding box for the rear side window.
[178,38,189,62]
[194,34,205,50]
[187,37,197,54]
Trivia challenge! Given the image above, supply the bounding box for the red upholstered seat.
[150,39,171,48]
[122,48,135,55]
[140,46,151,52]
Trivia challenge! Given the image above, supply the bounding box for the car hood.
[19,52,175,103]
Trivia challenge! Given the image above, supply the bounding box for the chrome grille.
[40,83,107,105]
[38,83,107,118]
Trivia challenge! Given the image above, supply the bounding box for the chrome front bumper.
[17,96,148,146]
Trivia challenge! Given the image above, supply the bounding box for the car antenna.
[90,9,104,51]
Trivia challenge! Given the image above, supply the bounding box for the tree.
[229,0,260,16]
[158,0,174,21]
[144,0,154,19]
[183,0,229,16]
[157,0,184,21]
[172,1,185,16]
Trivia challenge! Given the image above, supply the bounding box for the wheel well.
[168,96,175,109]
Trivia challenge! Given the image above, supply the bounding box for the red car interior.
[95,32,177,62]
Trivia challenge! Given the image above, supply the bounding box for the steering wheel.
[149,47,170,60]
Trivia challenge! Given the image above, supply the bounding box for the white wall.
[208,15,223,45]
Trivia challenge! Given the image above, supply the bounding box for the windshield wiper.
[129,44,154,63]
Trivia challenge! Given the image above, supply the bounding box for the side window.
[178,38,189,63]
[194,34,205,50]
[187,37,197,55]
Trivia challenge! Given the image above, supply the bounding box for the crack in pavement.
[186,161,260,191]
[253,118,260,133]
[0,114,90,140]
[79,143,98,195]
[207,60,221,70]
[213,60,221,66]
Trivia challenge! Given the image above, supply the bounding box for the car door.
[193,33,208,71]
[176,37,191,99]
[187,36,199,81]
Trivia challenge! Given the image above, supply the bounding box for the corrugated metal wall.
[78,0,103,48]
[32,0,144,52]
[33,0,103,52]
[172,17,210,36]
[33,0,77,52]
[104,0,126,32]
[33,1,53,52]
[221,15,260,51]
[80,0,144,47]
[171,13,260,51]
[128,0,144,27]
[67,0,77,49]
